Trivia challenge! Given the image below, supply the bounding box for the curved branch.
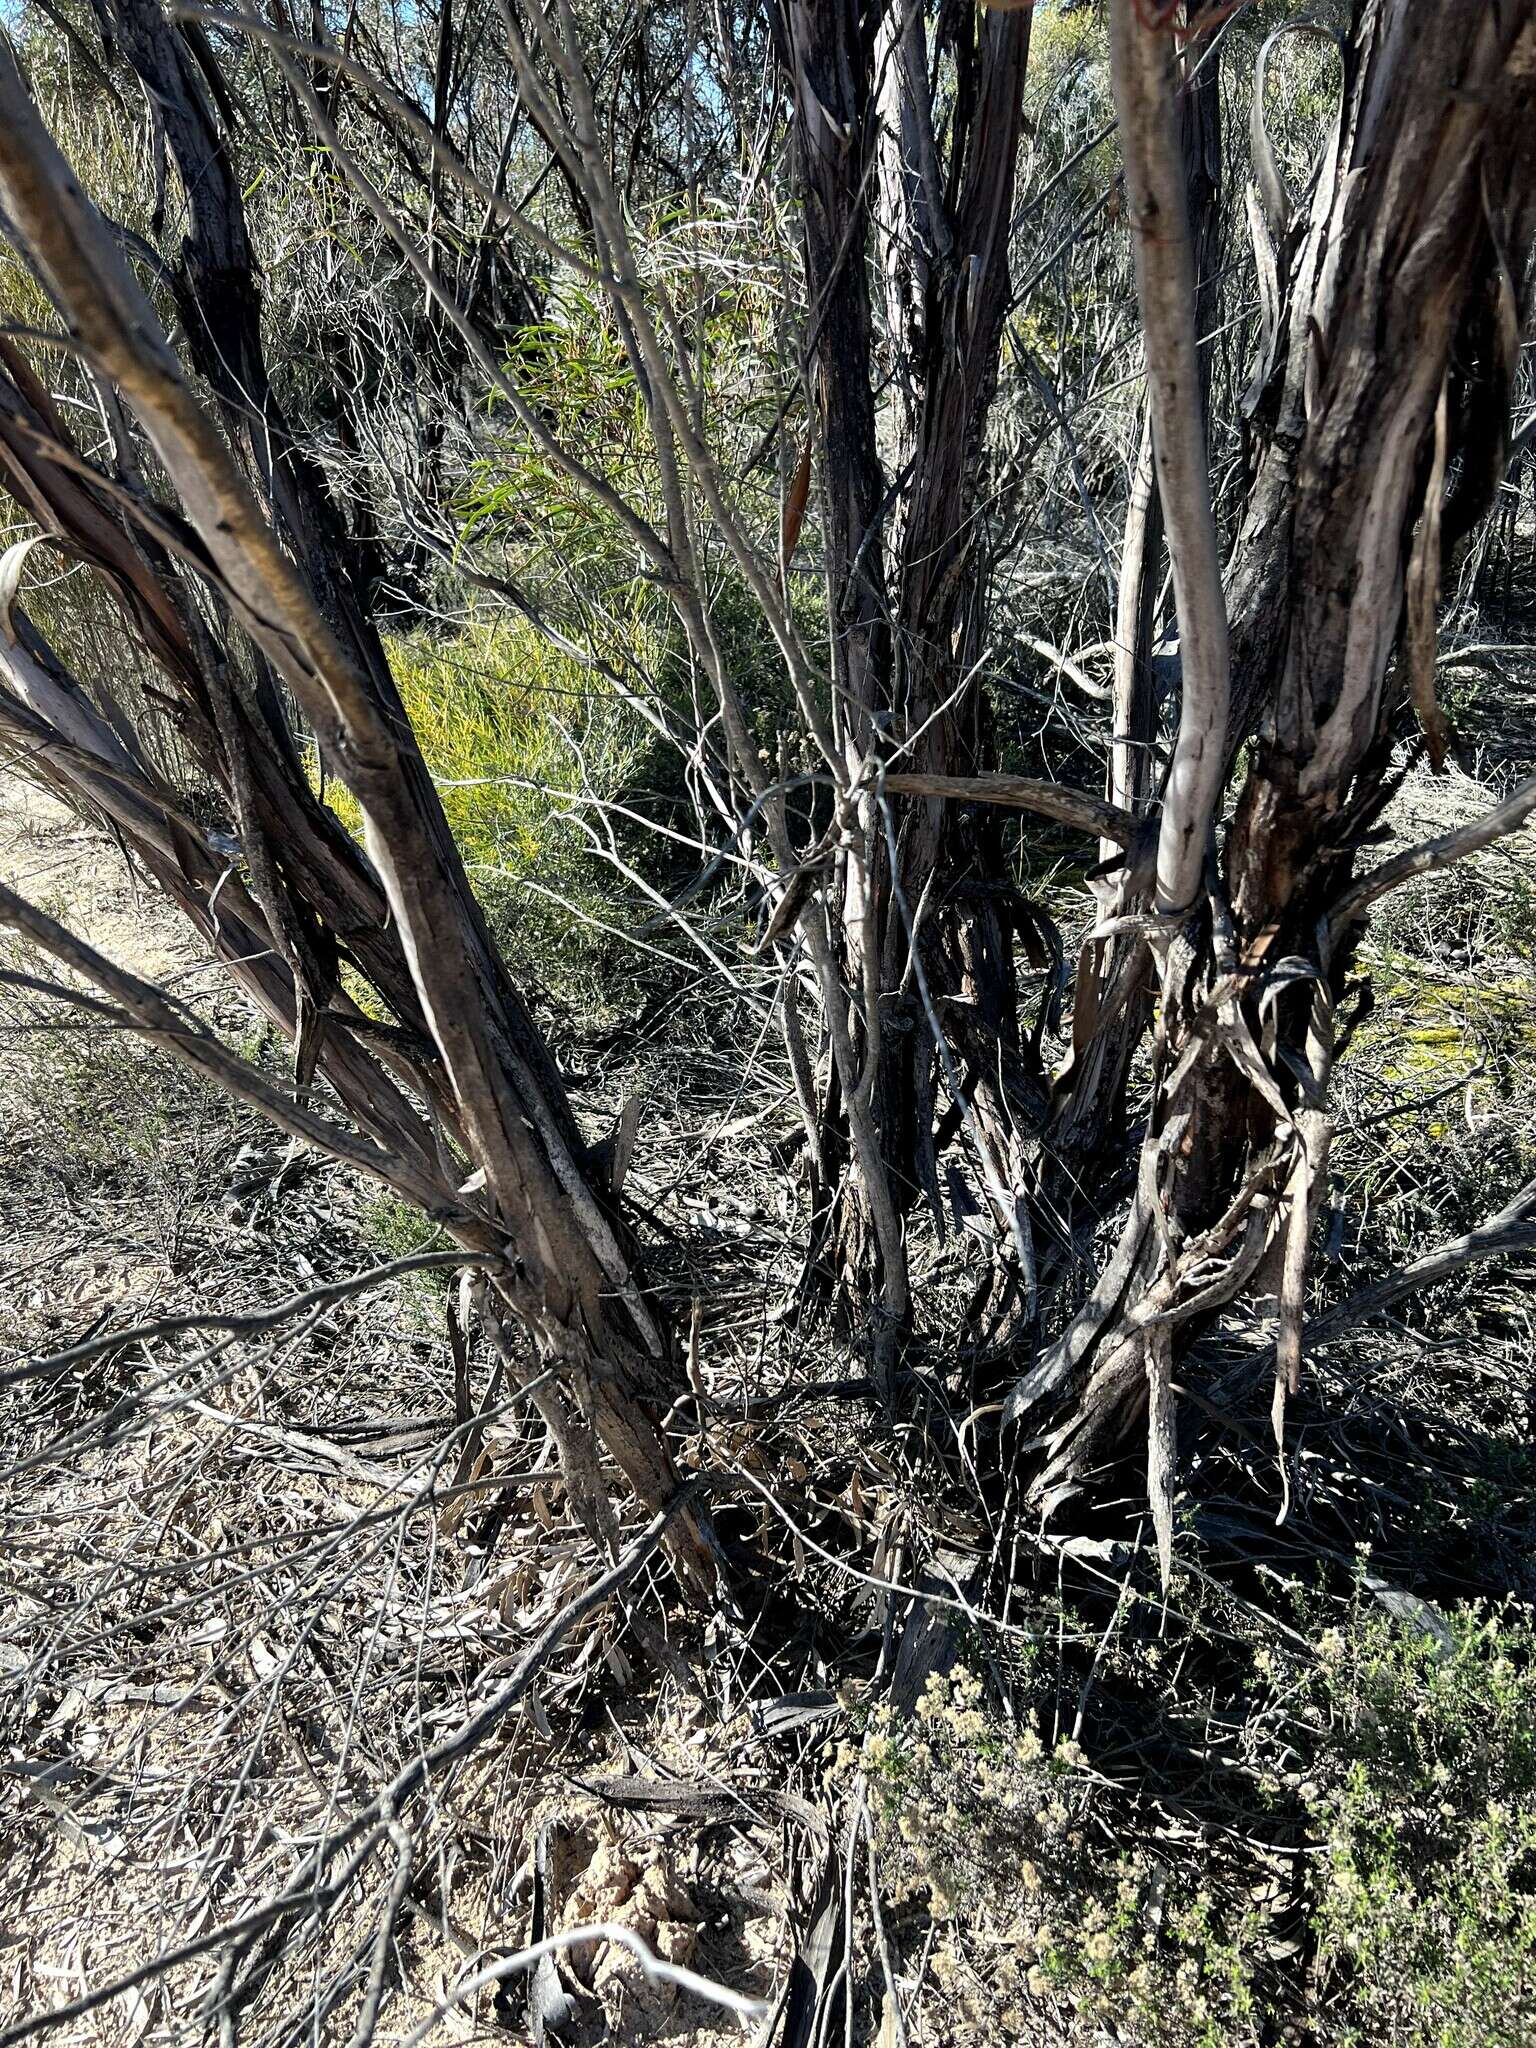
[880,770,1137,845]
[1302,1176,1536,1352]
[1330,771,1536,934]
[1109,0,1231,915]
[397,1925,770,2048]
[3,1251,501,1391]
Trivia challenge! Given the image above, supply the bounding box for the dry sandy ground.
[0,778,192,979]
[0,774,796,2048]
[5,694,1534,2048]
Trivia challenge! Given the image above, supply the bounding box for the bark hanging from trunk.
[0,36,717,1600]
[103,0,580,1145]
[1014,0,1536,1536]
[784,0,1037,1329]
[877,5,1035,1267]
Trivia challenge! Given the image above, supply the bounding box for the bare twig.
[1330,773,1536,935]
[0,1483,708,2048]
[394,1923,772,2047]
[1299,1177,1536,1354]
[2,1251,499,1389]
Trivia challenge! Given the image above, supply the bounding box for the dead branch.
[879,770,1136,845]
[2,1250,500,1390]
[1299,1177,1536,1355]
[1330,772,1536,935]
[0,1482,710,2048]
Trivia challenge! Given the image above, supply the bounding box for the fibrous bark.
[0,35,717,1598]
[1012,0,1536,1563]
[784,0,1041,1336]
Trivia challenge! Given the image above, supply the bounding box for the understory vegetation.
[322,617,674,1000]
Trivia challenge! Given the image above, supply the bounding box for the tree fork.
[1014,0,1536,1549]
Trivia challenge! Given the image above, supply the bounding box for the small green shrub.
[843,1605,1536,2046]
[847,1665,1269,2046]
[364,1191,450,1266]
[361,1191,454,1329]
[319,617,676,1004]
[1306,1601,1536,2047]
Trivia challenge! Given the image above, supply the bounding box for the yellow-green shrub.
[318,615,675,1003]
